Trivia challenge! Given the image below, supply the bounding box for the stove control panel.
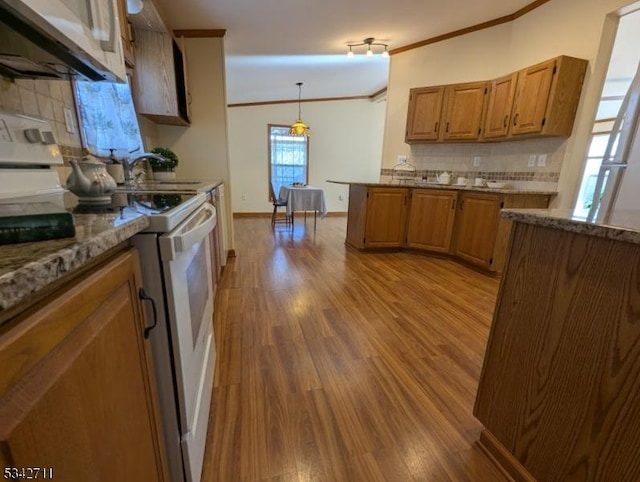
[0,110,63,166]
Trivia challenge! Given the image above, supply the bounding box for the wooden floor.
[202,215,506,482]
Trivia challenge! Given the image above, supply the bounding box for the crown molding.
[390,0,551,56]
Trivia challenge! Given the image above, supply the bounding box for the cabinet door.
[117,0,135,67]
[0,249,168,481]
[442,81,488,141]
[364,188,408,248]
[406,189,458,252]
[483,73,517,139]
[511,59,556,136]
[454,193,501,268]
[405,87,445,142]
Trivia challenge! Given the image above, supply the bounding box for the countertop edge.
[502,209,640,245]
[0,216,150,312]
[326,180,557,196]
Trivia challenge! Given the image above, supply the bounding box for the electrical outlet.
[242,193,247,200]
[537,154,547,167]
[338,194,344,201]
[528,155,537,167]
[397,155,407,163]
[473,156,482,167]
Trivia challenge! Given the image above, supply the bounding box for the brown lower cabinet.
[0,247,168,481]
[346,185,551,273]
[406,189,458,253]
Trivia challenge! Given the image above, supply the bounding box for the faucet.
[123,152,167,185]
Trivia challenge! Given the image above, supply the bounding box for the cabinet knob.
[434,121,439,133]
[503,115,509,128]
[513,113,519,126]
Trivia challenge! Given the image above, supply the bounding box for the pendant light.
[289,82,310,137]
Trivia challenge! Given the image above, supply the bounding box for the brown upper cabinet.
[117,0,135,68]
[441,81,488,141]
[483,73,517,139]
[132,29,190,126]
[406,55,588,144]
[406,82,487,143]
[405,86,445,142]
[511,56,587,137]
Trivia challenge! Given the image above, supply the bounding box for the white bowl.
[486,182,506,189]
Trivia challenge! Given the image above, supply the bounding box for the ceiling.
[153,0,535,104]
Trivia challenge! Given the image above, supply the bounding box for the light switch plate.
[528,155,536,167]
[397,155,408,163]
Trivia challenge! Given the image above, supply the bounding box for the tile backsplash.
[382,137,568,190]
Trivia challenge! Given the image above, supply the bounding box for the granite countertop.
[327,180,557,196]
[0,201,149,312]
[502,208,640,245]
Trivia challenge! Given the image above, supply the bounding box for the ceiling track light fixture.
[289,82,310,137]
[346,37,389,58]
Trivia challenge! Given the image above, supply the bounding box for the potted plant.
[149,147,179,180]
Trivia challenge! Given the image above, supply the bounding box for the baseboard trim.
[233,212,348,218]
[476,431,536,482]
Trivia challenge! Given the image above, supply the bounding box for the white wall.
[383,0,635,208]
[227,98,385,213]
[154,37,235,251]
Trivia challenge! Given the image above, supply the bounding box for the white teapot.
[66,156,117,203]
[436,171,451,185]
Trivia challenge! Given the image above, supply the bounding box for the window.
[73,78,143,158]
[268,124,309,200]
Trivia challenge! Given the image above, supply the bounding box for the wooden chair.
[270,183,290,226]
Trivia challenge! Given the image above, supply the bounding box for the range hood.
[0,1,114,81]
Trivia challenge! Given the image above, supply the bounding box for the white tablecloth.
[279,185,327,217]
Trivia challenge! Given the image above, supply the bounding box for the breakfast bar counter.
[474,208,640,480]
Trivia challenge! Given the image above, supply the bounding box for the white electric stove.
[0,110,216,482]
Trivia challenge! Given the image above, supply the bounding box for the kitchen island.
[330,180,555,273]
[474,208,640,481]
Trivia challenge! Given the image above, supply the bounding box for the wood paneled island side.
[474,208,640,481]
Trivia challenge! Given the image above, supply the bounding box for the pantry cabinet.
[346,185,408,249]
[0,248,168,481]
[406,189,458,253]
[132,29,190,126]
[405,86,445,142]
[483,73,517,139]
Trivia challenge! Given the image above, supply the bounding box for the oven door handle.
[161,203,217,261]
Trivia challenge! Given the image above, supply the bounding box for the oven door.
[11,0,125,80]
[159,202,216,482]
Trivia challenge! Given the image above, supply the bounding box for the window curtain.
[73,80,143,159]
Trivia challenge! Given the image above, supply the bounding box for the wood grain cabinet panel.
[475,222,640,481]
[0,249,168,481]
[364,188,409,248]
[483,73,517,139]
[511,56,587,138]
[405,86,445,142]
[117,0,135,67]
[441,81,488,141]
[454,193,502,269]
[406,189,458,252]
[132,29,190,126]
